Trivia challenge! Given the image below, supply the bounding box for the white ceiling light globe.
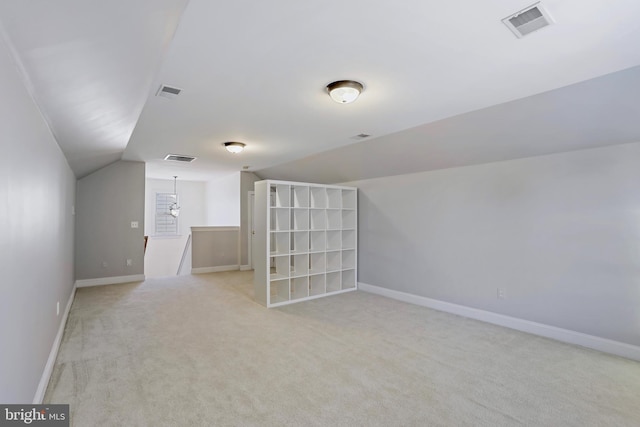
[326,80,363,104]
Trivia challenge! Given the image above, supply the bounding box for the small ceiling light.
[224,142,246,153]
[326,80,364,104]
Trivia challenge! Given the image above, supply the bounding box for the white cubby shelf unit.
[254,180,358,307]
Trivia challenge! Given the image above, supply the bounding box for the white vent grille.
[502,2,553,38]
[156,84,182,99]
[164,154,197,163]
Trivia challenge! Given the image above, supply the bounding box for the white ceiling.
[1,0,640,182]
[0,0,188,178]
[258,65,640,183]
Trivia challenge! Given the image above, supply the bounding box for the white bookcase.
[254,180,357,307]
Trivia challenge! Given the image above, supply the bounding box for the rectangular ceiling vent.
[502,2,554,38]
[164,154,197,163]
[156,84,182,99]
[350,133,371,140]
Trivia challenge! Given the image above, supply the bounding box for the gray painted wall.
[346,142,640,347]
[75,160,145,280]
[0,34,76,402]
[240,172,261,266]
[191,227,239,269]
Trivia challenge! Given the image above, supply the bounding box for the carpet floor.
[44,271,640,426]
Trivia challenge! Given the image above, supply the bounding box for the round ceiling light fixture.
[326,80,363,104]
[224,142,246,153]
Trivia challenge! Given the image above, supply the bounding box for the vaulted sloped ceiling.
[256,65,640,183]
[1,0,639,182]
[0,0,188,178]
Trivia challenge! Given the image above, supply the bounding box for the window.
[155,193,178,235]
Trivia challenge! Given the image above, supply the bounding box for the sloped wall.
[0,34,76,403]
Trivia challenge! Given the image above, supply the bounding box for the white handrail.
[177,234,191,275]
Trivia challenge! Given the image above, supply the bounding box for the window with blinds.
[155,193,178,235]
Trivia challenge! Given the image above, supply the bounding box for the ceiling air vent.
[164,154,197,163]
[156,84,182,99]
[502,2,554,38]
[350,133,371,140]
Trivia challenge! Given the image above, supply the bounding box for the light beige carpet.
[45,271,640,426]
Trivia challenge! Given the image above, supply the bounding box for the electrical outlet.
[56,301,60,316]
[102,261,108,268]
[131,221,139,229]
[126,259,132,266]
[497,288,506,300]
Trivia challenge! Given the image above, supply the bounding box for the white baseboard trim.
[240,265,252,271]
[358,282,640,362]
[192,265,240,274]
[33,284,77,404]
[75,274,145,288]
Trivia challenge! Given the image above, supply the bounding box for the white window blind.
[155,193,178,235]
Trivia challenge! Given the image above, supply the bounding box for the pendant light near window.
[224,142,246,153]
[169,176,180,218]
[326,80,363,104]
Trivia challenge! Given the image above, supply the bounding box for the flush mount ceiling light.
[326,80,363,104]
[224,142,246,153]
